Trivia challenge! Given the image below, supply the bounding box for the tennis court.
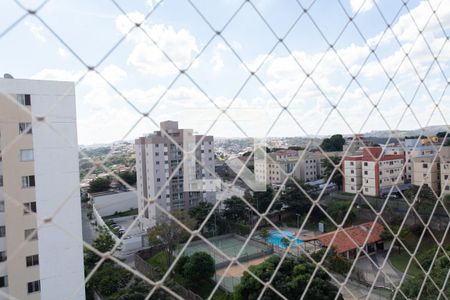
[182,234,271,265]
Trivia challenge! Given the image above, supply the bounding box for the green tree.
[189,201,226,236]
[326,201,356,225]
[328,255,351,275]
[321,156,343,189]
[281,237,290,248]
[84,228,116,270]
[402,252,450,299]
[248,185,281,213]
[118,171,136,186]
[88,176,112,193]
[189,201,213,225]
[245,185,281,213]
[260,228,270,244]
[182,252,215,288]
[436,131,448,138]
[90,263,132,297]
[147,211,196,268]
[405,185,436,223]
[320,134,345,152]
[234,256,342,300]
[224,196,249,222]
[280,179,312,215]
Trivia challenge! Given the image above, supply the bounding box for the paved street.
[81,203,96,244]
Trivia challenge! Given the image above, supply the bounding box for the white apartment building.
[343,147,405,197]
[135,121,216,229]
[0,77,85,299]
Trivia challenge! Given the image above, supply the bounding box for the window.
[0,201,4,213]
[0,276,7,288]
[19,122,32,134]
[27,280,40,294]
[0,176,2,187]
[20,149,34,161]
[23,202,37,214]
[17,94,31,106]
[364,162,368,166]
[24,229,38,241]
[21,176,35,188]
[26,255,39,267]
[423,163,428,168]
[0,227,5,238]
[0,251,6,262]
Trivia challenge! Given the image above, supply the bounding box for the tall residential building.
[343,147,405,197]
[135,121,216,230]
[0,77,85,299]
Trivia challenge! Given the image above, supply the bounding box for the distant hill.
[364,125,450,138]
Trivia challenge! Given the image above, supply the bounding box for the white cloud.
[57,47,69,58]
[25,21,46,42]
[350,0,376,13]
[146,0,163,9]
[116,13,199,76]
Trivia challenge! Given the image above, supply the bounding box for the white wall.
[29,79,86,300]
[93,191,138,217]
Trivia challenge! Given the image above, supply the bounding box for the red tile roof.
[305,222,384,254]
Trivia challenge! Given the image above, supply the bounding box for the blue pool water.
[264,230,303,248]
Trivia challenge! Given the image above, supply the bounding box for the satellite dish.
[3,73,13,79]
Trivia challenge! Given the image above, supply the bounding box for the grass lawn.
[388,231,450,278]
[103,208,138,219]
[389,251,423,277]
[146,251,170,272]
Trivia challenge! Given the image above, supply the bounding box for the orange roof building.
[305,222,385,259]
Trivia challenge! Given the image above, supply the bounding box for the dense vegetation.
[234,256,342,300]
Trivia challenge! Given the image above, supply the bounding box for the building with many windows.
[135,121,216,230]
[0,77,85,299]
[343,147,405,197]
[254,149,342,185]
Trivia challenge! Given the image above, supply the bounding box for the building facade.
[255,149,343,185]
[343,147,405,197]
[0,78,85,299]
[135,121,216,229]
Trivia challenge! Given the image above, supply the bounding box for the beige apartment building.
[254,149,342,185]
[411,155,440,194]
[0,77,85,299]
[135,121,216,230]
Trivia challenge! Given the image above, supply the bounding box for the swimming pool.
[263,230,303,248]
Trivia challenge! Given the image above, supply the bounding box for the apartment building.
[135,121,216,229]
[441,156,450,194]
[0,77,85,299]
[254,149,342,185]
[343,134,374,154]
[411,155,440,194]
[343,147,405,197]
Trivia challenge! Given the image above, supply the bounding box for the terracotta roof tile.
[305,222,384,254]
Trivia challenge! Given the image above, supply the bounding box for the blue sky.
[1,0,449,145]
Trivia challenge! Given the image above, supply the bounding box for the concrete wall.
[92,191,138,217]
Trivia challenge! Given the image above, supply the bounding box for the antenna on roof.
[3,73,14,79]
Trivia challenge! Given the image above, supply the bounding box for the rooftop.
[304,222,384,254]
